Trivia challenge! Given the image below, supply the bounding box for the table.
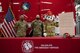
[0,37,80,53]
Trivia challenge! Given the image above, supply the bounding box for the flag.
[1,6,16,37]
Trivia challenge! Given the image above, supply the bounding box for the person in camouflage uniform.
[14,15,28,37]
[43,10,55,37]
[31,15,43,37]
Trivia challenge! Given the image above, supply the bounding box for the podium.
[0,37,80,53]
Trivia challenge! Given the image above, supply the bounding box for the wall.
[0,0,75,22]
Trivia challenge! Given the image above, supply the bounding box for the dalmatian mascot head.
[44,10,55,21]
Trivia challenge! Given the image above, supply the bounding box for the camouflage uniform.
[44,20,55,37]
[31,20,43,37]
[14,21,28,37]
[43,10,55,37]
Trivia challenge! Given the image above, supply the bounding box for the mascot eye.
[51,17,52,19]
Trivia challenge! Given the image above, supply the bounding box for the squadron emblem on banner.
[22,2,30,11]
[22,40,34,53]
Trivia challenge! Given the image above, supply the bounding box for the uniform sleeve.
[26,22,28,29]
[31,21,34,29]
[43,22,46,33]
[14,22,19,32]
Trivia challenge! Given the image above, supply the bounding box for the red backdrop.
[0,0,75,22]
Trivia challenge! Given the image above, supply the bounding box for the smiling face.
[46,15,55,22]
